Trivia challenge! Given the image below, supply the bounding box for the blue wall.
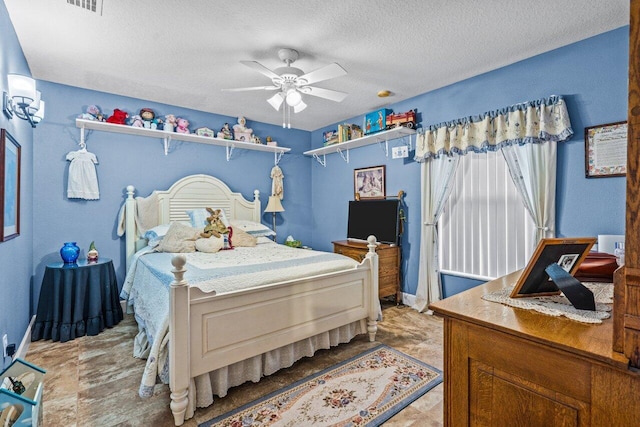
[30,83,312,307]
[310,27,629,298]
[0,0,630,360]
[0,0,34,369]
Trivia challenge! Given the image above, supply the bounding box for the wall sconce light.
[3,74,45,128]
[264,195,285,237]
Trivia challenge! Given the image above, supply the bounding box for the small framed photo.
[510,237,596,298]
[1,129,21,242]
[354,165,385,200]
[585,121,627,178]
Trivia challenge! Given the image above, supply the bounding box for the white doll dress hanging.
[270,165,284,200]
[66,147,100,200]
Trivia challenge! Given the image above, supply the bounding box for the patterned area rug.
[199,345,442,427]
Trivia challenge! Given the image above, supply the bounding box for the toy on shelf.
[194,127,215,137]
[164,114,176,133]
[363,108,418,135]
[175,118,190,134]
[233,116,253,142]
[79,105,105,121]
[386,109,417,130]
[140,108,162,130]
[130,114,144,127]
[251,135,262,144]
[266,136,277,146]
[106,108,129,125]
[218,123,233,140]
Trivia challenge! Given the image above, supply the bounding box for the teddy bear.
[79,105,104,121]
[200,208,229,238]
[106,108,129,125]
[176,117,190,134]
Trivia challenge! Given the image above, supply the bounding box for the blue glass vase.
[60,242,80,264]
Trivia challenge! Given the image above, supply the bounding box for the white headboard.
[125,174,260,268]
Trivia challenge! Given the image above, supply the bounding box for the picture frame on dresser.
[585,120,627,178]
[354,165,385,200]
[0,128,21,242]
[510,237,596,298]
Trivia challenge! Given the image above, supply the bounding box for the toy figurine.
[218,123,233,140]
[164,114,176,132]
[233,116,253,142]
[140,108,161,130]
[79,105,104,121]
[130,114,144,127]
[87,241,99,263]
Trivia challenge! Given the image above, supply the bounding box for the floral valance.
[414,95,573,161]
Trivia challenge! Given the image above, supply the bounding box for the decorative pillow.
[186,208,229,228]
[230,226,257,247]
[195,236,224,253]
[229,219,276,238]
[155,222,200,253]
[144,224,171,248]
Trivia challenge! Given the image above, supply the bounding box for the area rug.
[199,344,442,427]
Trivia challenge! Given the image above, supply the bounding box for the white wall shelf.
[303,126,416,167]
[76,119,291,163]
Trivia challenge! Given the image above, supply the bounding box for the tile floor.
[27,302,444,426]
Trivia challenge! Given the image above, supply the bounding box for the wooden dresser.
[332,240,400,302]
[429,270,640,426]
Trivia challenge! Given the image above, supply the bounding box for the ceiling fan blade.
[240,60,281,80]
[301,86,348,102]
[222,86,280,92]
[298,63,347,85]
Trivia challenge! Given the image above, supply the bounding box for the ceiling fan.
[223,48,348,128]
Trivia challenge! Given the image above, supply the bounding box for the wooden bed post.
[125,185,136,270]
[366,235,379,341]
[253,190,261,222]
[169,255,190,426]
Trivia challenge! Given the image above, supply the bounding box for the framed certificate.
[585,121,627,178]
[510,237,596,298]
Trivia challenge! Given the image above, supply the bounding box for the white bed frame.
[123,174,379,425]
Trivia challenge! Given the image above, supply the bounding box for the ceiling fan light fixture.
[285,89,302,106]
[267,92,284,111]
[293,100,307,114]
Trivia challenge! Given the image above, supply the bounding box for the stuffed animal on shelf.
[164,114,176,132]
[106,108,129,125]
[176,117,190,134]
[130,114,144,127]
[200,208,228,238]
[79,105,104,121]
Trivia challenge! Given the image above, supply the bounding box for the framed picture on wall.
[585,121,627,178]
[510,237,596,298]
[354,165,385,200]
[1,129,21,242]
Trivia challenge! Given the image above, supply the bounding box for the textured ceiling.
[3,0,630,131]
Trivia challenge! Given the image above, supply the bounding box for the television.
[347,199,400,245]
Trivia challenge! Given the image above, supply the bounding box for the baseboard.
[15,315,36,360]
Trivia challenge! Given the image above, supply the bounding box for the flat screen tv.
[347,200,400,244]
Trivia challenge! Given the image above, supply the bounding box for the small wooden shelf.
[304,126,416,166]
[76,119,291,160]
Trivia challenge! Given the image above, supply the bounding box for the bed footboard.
[167,237,379,426]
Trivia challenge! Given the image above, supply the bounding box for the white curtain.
[413,153,459,313]
[413,95,573,312]
[502,141,557,244]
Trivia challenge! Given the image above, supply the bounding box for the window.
[438,150,535,280]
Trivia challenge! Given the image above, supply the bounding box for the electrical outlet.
[2,334,7,358]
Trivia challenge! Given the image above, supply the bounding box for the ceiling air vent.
[67,0,103,14]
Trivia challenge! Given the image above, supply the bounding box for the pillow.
[195,237,224,253]
[230,226,257,247]
[229,219,276,238]
[186,208,229,228]
[155,222,200,253]
[143,224,171,248]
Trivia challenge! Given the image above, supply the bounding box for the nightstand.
[332,240,401,303]
[31,258,123,343]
